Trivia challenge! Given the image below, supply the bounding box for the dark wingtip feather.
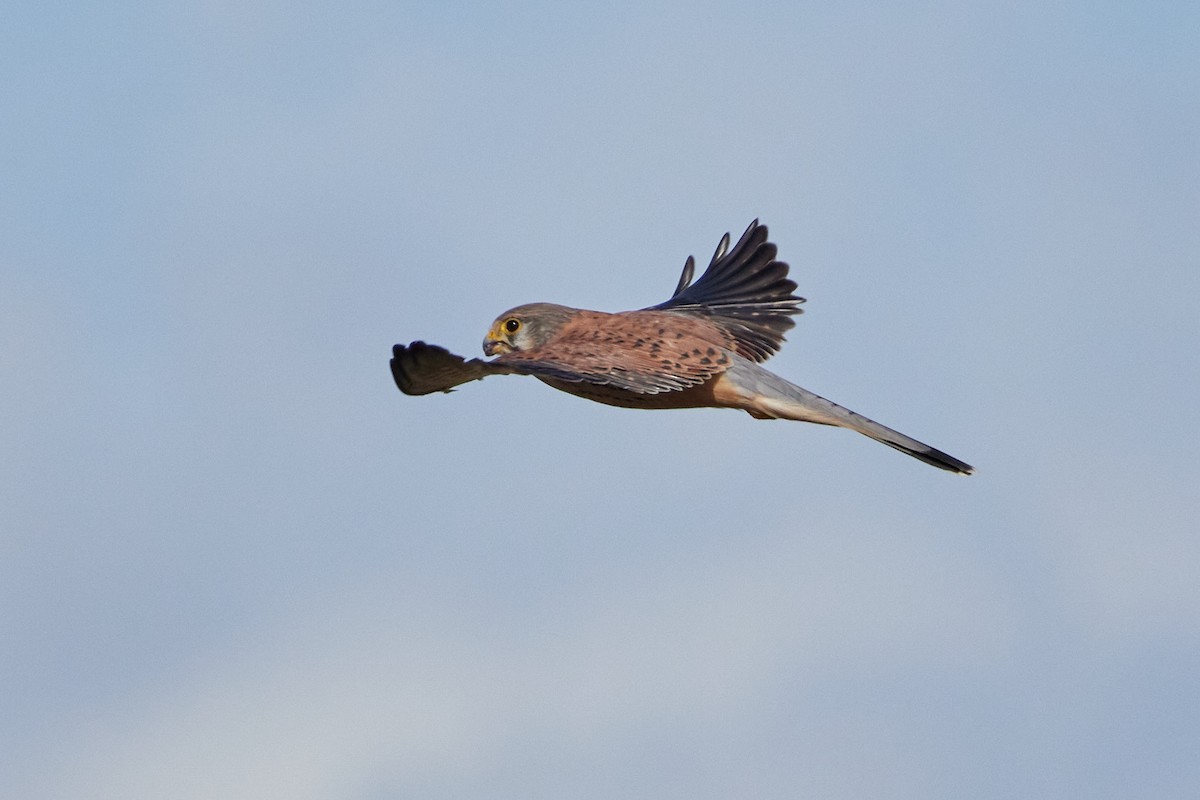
[390,341,445,395]
[673,255,695,296]
[650,220,804,362]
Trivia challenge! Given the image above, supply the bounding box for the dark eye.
[504,318,521,333]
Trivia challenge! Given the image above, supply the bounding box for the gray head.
[482,302,578,356]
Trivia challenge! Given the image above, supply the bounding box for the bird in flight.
[390,220,973,474]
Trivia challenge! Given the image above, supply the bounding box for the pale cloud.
[44,524,1017,799]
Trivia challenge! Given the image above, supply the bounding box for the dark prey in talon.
[390,220,974,474]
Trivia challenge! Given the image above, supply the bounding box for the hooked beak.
[483,334,510,357]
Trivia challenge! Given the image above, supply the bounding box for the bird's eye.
[504,318,521,333]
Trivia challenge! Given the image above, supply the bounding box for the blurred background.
[3,2,1198,798]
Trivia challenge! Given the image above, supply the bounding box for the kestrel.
[390,221,973,474]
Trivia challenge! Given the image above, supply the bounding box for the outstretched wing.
[390,341,519,395]
[649,220,804,362]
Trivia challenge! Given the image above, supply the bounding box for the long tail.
[723,359,974,475]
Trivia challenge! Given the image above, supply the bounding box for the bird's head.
[483,303,575,356]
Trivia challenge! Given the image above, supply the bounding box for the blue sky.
[3,2,1198,798]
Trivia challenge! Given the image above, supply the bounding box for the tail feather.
[724,359,974,475]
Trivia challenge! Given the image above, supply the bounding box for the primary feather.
[650,220,804,362]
